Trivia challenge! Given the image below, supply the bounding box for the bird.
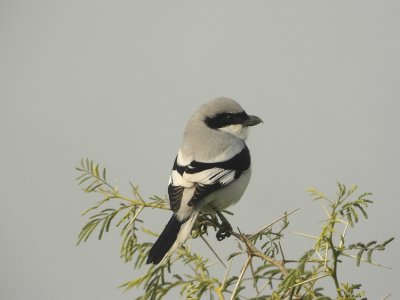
[146,97,262,265]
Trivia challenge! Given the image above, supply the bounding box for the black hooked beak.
[243,115,263,127]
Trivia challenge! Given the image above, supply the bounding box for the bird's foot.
[216,211,233,241]
[216,222,232,241]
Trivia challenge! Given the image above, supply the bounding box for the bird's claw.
[216,219,232,241]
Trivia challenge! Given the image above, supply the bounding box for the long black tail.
[146,214,184,264]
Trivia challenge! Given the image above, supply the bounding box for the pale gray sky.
[1,1,399,299]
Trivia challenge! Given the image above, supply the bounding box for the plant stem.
[234,231,289,277]
[328,215,343,298]
[230,256,251,300]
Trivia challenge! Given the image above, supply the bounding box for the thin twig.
[201,235,227,268]
[221,259,233,291]
[233,231,289,277]
[249,259,261,297]
[341,253,392,269]
[292,274,329,287]
[249,208,300,240]
[230,256,251,300]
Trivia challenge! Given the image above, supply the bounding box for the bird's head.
[200,97,263,140]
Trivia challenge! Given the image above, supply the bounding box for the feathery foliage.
[76,159,394,299]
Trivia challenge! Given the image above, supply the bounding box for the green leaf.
[103,167,107,181]
[347,184,358,197]
[356,248,365,266]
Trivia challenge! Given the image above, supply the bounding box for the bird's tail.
[146,211,199,265]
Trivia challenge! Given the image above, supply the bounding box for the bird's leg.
[216,211,233,241]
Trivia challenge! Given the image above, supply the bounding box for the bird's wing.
[168,146,250,212]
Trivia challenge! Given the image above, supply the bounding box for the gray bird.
[147,97,262,264]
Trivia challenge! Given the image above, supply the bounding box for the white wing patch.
[183,168,235,187]
[170,170,193,188]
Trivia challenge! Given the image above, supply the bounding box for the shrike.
[147,97,262,264]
